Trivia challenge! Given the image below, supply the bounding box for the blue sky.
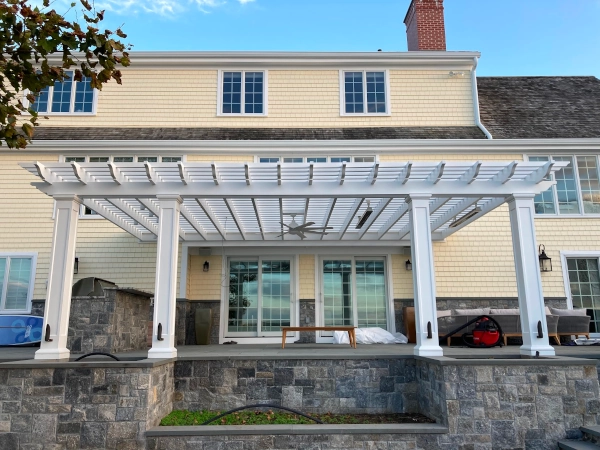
[57,0,600,76]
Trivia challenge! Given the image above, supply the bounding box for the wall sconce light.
[203,261,210,272]
[405,259,412,271]
[74,256,79,275]
[538,245,552,272]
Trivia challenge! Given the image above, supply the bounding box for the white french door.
[317,257,390,341]
[225,257,294,337]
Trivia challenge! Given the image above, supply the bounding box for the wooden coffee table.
[281,326,356,349]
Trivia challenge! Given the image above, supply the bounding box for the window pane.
[356,260,387,329]
[307,157,327,163]
[51,72,73,113]
[4,258,32,310]
[529,156,556,214]
[0,258,5,306]
[577,156,600,214]
[244,72,264,114]
[567,258,600,333]
[331,157,351,163]
[74,76,94,113]
[283,158,303,163]
[89,157,109,162]
[228,261,259,333]
[161,157,182,162]
[137,156,158,162]
[323,260,353,326]
[113,157,134,163]
[222,72,242,114]
[261,260,291,332]
[65,157,86,162]
[354,157,375,163]
[31,86,50,113]
[366,72,386,113]
[344,72,364,114]
[259,157,280,163]
[554,156,580,214]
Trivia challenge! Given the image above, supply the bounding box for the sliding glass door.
[227,258,292,337]
[566,257,600,335]
[320,257,389,335]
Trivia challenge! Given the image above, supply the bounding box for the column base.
[520,344,556,357]
[148,347,178,359]
[413,344,444,357]
[34,347,71,360]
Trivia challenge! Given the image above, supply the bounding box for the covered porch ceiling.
[21,160,565,246]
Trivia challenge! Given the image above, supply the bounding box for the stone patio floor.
[1,342,600,362]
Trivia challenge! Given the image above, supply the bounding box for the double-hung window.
[29,71,96,114]
[529,155,600,216]
[0,254,36,314]
[219,71,266,115]
[341,70,389,115]
[257,156,376,164]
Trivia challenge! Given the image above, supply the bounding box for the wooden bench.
[281,326,356,349]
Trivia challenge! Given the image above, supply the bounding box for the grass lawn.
[161,409,435,426]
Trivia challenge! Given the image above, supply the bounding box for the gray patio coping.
[146,423,449,436]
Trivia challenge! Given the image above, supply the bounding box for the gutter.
[471,57,493,140]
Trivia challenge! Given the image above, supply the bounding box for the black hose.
[74,352,120,361]
[201,403,323,425]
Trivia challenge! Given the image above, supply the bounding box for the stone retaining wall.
[0,361,174,449]
[173,358,417,414]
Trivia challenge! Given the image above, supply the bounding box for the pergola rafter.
[21,161,567,244]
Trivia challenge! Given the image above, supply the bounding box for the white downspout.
[471,57,493,140]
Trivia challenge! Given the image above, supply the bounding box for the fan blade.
[280,222,292,229]
[303,230,329,234]
[298,231,307,240]
[302,226,334,230]
[298,222,315,228]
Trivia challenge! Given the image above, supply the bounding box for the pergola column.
[508,194,555,357]
[35,195,81,360]
[148,195,182,359]
[408,194,443,357]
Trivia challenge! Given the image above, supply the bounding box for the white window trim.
[339,69,391,117]
[526,154,600,218]
[219,254,298,344]
[560,251,600,311]
[23,72,98,116]
[0,253,37,315]
[217,70,268,117]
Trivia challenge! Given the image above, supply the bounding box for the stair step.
[582,426,600,439]
[558,440,599,450]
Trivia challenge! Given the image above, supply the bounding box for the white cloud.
[29,0,255,16]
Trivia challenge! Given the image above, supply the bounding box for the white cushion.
[489,308,520,315]
[437,310,452,318]
[453,308,490,316]
[550,307,588,316]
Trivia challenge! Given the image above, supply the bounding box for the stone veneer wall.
[416,358,599,449]
[0,361,174,449]
[173,358,417,414]
[394,297,568,337]
[68,289,151,354]
[297,299,316,343]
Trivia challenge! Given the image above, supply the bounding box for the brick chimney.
[404,0,446,51]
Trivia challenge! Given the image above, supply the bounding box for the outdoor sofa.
[437,307,590,346]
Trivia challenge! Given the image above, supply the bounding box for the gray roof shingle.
[31,126,485,140]
[478,76,600,139]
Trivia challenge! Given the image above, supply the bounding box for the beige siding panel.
[392,254,414,298]
[36,69,474,129]
[0,154,58,299]
[188,255,223,300]
[299,254,315,299]
[535,218,600,298]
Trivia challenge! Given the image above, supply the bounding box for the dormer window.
[340,70,390,116]
[219,70,267,116]
[29,71,96,115]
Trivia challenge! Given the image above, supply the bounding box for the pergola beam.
[224,198,246,240]
[430,197,482,232]
[82,199,149,241]
[357,198,392,239]
[337,198,364,239]
[196,199,226,239]
[377,203,409,239]
[107,198,158,236]
[179,204,208,240]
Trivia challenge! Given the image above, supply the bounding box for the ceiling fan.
[278,214,333,240]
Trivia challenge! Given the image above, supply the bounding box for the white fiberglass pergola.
[22,160,567,360]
